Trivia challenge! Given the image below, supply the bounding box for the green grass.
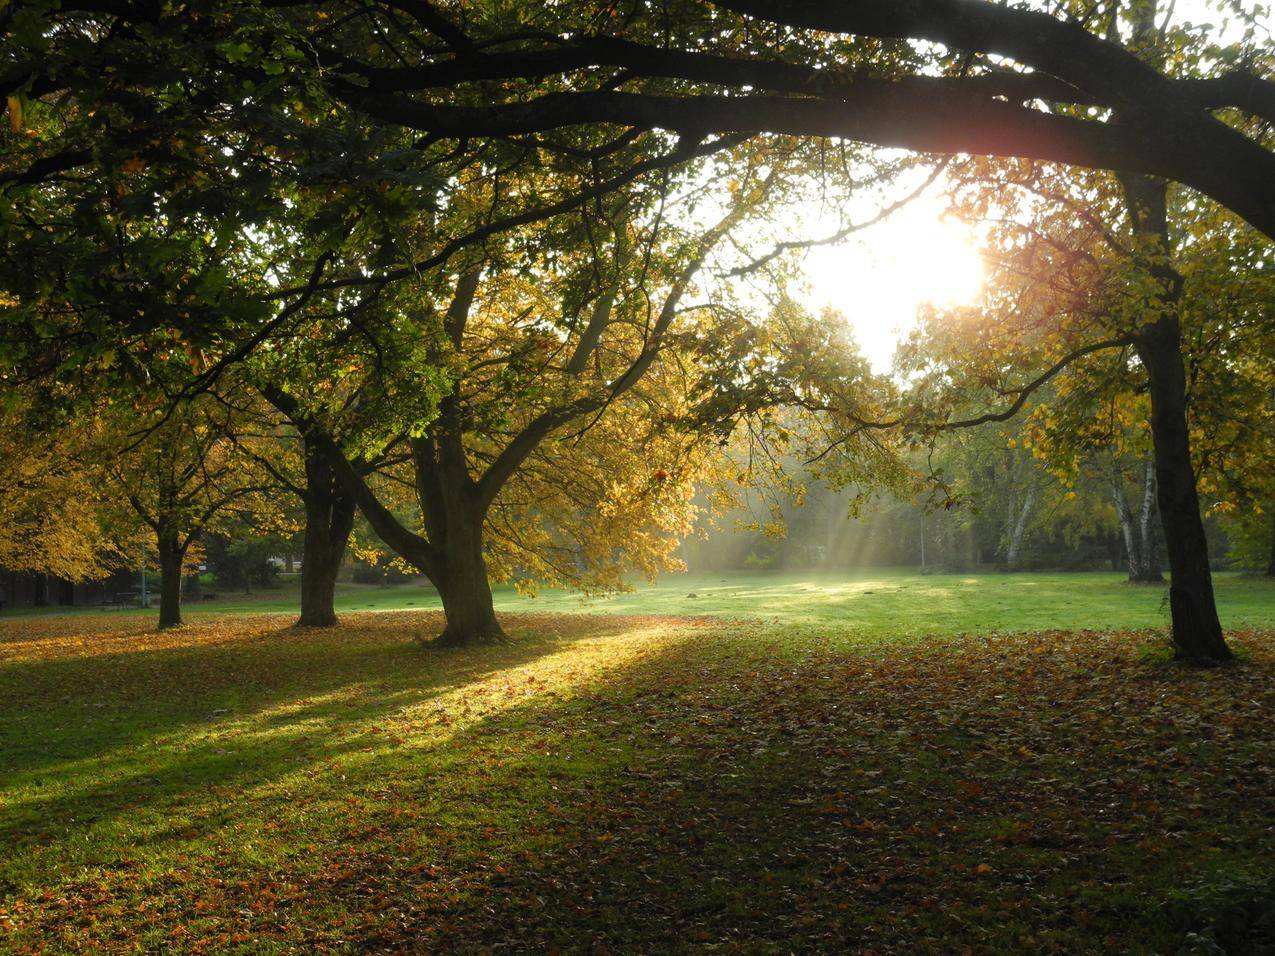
[515,568,1275,635]
[15,568,1274,638]
[2,577,1273,952]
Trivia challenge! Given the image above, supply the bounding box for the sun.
[800,199,984,373]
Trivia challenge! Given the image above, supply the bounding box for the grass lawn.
[1,591,1273,952]
[13,569,1275,638]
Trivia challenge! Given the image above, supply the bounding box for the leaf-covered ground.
[2,611,1273,953]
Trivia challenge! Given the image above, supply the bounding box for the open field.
[7,569,1275,637]
[2,595,1274,952]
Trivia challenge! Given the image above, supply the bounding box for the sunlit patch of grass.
[7,571,1272,642]
[2,607,1274,952]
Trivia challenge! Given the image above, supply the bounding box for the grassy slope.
[12,569,1275,637]
[1,595,1273,952]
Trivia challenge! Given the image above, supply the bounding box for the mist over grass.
[16,570,1273,640]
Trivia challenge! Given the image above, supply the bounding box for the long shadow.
[6,620,1272,951]
[318,628,1275,953]
[0,612,643,851]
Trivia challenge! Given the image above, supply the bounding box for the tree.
[898,135,1270,660]
[1107,448,1163,584]
[904,420,1063,573]
[265,148,785,644]
[237,416,389,629]
[107,395,268,628]
[0,397,121,581]
[293,438,357,626]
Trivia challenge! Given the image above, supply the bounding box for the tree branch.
[260,384,440,575]
[945,337,1135,430]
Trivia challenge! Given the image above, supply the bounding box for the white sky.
[791,0,1271,374]
[796,190,984,373]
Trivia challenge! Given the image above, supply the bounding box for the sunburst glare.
[800,199,985,373]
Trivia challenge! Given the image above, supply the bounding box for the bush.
[351,558,413,585]
[206,535,281,592]
[1162,873,1275,954]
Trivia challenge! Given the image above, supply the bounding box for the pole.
[140,536,150,608]
[920,510,927,573]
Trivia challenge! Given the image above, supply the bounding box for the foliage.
[252,133,900,628]
[1223,510,1275,574]
[350,554,413,587]
[205,531,283,593]
[0,399,122,580]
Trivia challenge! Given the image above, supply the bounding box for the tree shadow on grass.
[4,622,1272,953]
[0,612,660,852]
[318,628,1275,954]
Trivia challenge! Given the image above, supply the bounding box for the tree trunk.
[297,443,356,628]
[1266,513,1275,577]
[433,505,504,647]
[1121,169,1230,663]
[1112,473,1141,578]
[1137,316,1230,662]
[1118,455,1165,583]
[298,547,344,626]
[1006,486,1035,571]
[157,533,185,629]
[265,267,506,648]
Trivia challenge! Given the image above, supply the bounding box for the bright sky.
[791,0,1271,375]
[795,189,985,374]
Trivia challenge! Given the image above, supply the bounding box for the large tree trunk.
[432,502,504,647]
[1266,513,1275,577]
[1121,168,1231,664]
[1137,315,1230,662]
[157,532,185,630]
[297,442,356,628]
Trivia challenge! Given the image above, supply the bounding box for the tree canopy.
[1,0,1270,656]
